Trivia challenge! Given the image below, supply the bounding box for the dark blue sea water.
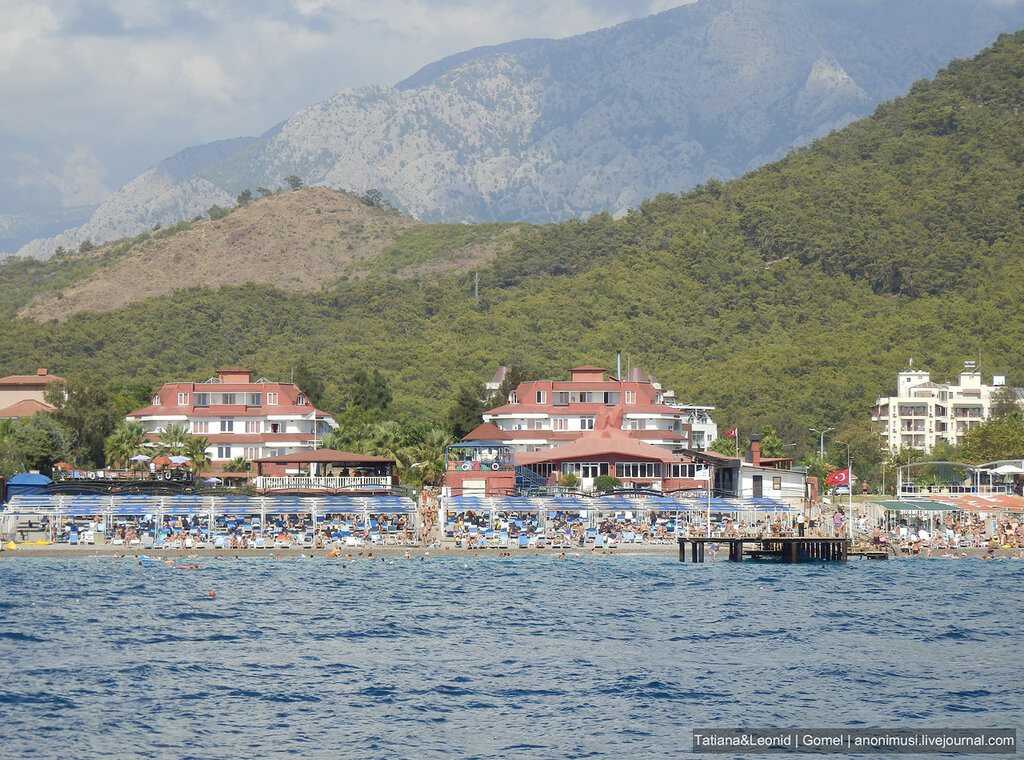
[1,554,1021,759]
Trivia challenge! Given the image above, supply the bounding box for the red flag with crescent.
[825,468,850,486]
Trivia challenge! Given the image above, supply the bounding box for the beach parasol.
[168,455,191,466]
[54,462,72,470]
[152,456,172,465]
[130,454,152,462]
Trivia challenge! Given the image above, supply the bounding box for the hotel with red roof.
[126,366,337,471]
[458,365,709,492]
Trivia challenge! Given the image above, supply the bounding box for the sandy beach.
[2,541,1020,560]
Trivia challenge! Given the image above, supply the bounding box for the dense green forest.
[4,31,1024,470]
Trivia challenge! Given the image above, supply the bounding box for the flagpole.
[707,464,713,538]
[847,446,854,541]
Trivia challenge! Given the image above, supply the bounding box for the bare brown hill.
[19,187,513,322]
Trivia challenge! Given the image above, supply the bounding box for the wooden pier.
[678,536,852,563]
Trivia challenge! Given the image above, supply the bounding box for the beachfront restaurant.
[252,449,397,494]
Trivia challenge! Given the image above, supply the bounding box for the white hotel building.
[127,366,337,469]
[871,362,1010,453]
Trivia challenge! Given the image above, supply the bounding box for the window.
[217,446,231,459]
[220,419,234,433]
[623,418,641,430]
[297,394,305,405]
[192,420,209,434]
[615,462,662,479]
[536,390,547,404]
[194,393,210,407]
[671,463,696,478]
[151,393,161,405]
[580,416,595,430]
[553,391,570,406]
[246,393,262,407]
[267,447,286,457]
[603,391,620,405]
[579,462,604,478]
[244,447,259,460]
[220,393,236,405]
[624,390,636,404]
[266,392,278,405]
[553,417,569,431]
[269,423,281,434]
[177,392,189,405]
[509,392,518,404]
[245,420,261,433]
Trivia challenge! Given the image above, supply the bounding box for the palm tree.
[408,427,454,486]
[223,456,251,473]
[104,420,148,469]
[363,420,411,471]
[157,422,189,455]
[182,435,211,477]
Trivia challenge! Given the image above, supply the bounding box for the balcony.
[254,476,393,492]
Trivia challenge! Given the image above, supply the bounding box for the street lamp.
[809,427,835,460]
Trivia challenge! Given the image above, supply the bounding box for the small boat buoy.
[208,590,216,598]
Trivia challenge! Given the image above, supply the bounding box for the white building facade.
[472,365,697,454]
[126,366,337,468]
[872,362,1008,453]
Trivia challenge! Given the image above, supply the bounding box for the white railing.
[254,476,392,491]
[898,484,1011,495]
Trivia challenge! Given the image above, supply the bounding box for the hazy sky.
[0,0,685,208]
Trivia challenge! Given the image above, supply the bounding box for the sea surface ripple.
[1,554,1021,759]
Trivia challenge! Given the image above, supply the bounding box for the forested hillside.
[3,31,1024,450]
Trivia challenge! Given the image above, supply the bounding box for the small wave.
[0,630,46,642]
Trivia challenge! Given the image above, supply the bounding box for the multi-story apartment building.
[871,361,1014,452]
[126,366,337,469]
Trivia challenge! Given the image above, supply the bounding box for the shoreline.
[2,542,1020,560]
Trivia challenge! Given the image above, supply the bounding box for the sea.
[0,553,1020,759]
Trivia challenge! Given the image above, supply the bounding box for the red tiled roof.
[515,430,677,466]
[130,405,330,418]
[0,373,65,386]
[0,398,55,418]
[463,422,503,441]
[486,400,678,417]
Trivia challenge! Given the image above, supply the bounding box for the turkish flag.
[825,468,850,486]
[724,428,737,438]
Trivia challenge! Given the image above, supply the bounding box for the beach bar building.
[253,449,397,494]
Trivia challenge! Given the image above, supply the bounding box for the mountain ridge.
[14,0,1024,260]
[3,28,1024,435]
